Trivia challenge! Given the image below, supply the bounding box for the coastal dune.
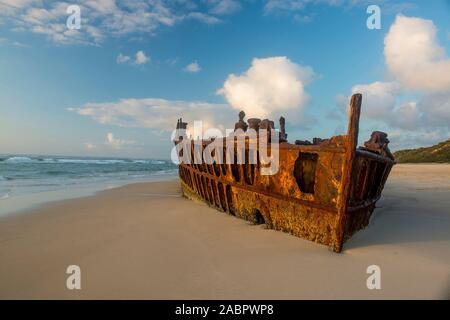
[0,164,449,299]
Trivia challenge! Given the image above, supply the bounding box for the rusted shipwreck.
[173,94,395,252]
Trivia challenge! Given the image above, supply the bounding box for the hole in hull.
[294,152,318,194]
[254,209,265,224]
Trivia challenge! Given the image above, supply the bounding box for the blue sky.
[1,0,449,159]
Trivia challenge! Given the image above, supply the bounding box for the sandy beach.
[0,164,449,299]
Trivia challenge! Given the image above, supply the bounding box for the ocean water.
[0,155,178,214]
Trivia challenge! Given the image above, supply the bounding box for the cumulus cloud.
[217,56,315,119]
[417,93,450,129]
[336,15,450,149]
[389,101,422,130]
[135,50,150,65]
[71,56,317,134]
[340,81,450,134]
[116,53,130,64]
[116,51,149,65]
[105,133,135,149]
[184,61,201,73]
[337,81,422,131]
[384,15,450,92]
[350,81,402,120]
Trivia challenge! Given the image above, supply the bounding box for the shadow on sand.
[344,191,450,252]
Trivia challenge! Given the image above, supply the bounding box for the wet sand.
[0,164,449,299]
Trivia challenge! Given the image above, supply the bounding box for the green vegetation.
[394,139,450,163]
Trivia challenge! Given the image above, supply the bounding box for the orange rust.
[174,94,395,252]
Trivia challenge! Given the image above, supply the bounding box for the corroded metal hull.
[175,94,395,252]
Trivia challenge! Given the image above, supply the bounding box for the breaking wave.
[0,156,168,165]
[0,193,9,200]
[4,156,33,163]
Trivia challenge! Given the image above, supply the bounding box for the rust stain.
[174,94,395,252]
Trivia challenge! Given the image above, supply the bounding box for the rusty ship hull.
[175,94,395,252]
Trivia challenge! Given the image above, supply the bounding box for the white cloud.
[384,15,450,92]
[0,37,30,47]
[1,1,415,45]
[82,0,117,14]
[22,7,55,25]
[293,14,314,24]
[208,0,241,15]
[336,15,450,150]
[84,142,96,150]
[2,0,39,7]
[217,56,315,119]
[387,128,449,151]
[0,1,225,45]
[350,81,402,120]
[116,53,130,64]
[70,57,318,133]
[166,57,178,66]
[116,51,150,65]
[339,81,422,131]
[105,133,135,149]
[0,0,40,13]
[262,0,417,21]
[263,0,350,15]
[70,98,234,133]
[186,12,221,24]
[391,101,422,130]
[418,93,450,129]
[184,61,201,73]
[7,2,100,45]
[135,50,150,65]
[264,0,307,14]
[340,82,450,134]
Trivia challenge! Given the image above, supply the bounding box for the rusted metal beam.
[333,93,362,252]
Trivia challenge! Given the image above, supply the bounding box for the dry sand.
[0,164,449,299]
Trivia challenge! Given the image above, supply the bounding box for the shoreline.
[0,164,449,299]
[2,162,447,218]
[0,173,178,217]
